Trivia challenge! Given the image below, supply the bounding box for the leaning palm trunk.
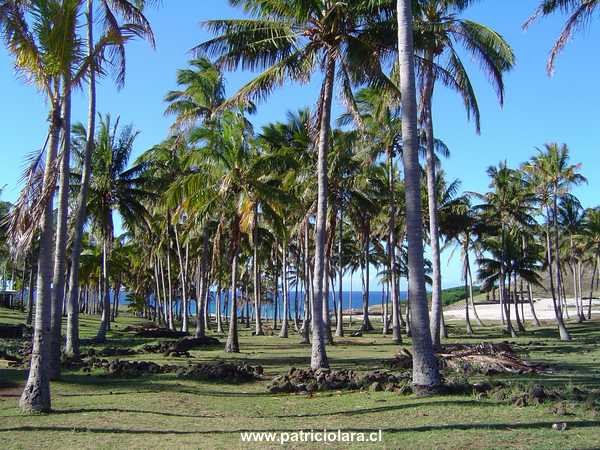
[49,78,72,379]
[310,54,335,370]
[66,1,96,359]
[545,219,571,340]
[397,0,441,392]
[20,101,62,413]
[421,54,444,347]
[174,225,189,333]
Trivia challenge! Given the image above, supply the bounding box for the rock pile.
[76,357,263,382]
[140,336,221,356]
[267,367,411,394]
[175,361,263,382]
[85,347,139,357]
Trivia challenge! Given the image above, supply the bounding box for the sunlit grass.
[1,307,600,449]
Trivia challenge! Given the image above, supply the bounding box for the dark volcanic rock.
[267,367,410,394]
[0,324,25,339]
[168,336,221,353]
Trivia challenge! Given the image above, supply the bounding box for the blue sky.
[1,1,599,290]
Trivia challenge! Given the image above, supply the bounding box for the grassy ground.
[1,307,600,449]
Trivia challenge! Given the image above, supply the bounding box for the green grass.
[1,307,600,449]
[429,286,483,307]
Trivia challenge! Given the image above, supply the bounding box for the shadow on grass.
[2,420,600,435]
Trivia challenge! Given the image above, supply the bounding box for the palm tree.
[169,111,285,352]
[522,143,587,340]
[415,0,515,347]
[164,57,227,131]
[525,0,600,74]
[79,114,150,342]
[475,162,535,336]
[65,0,156,359]
[339,87,403,342]
[1,0,85,413]
[197,0,394,369]
[397,0,441,393]
[583,208,600,319]
[559,195,586,321]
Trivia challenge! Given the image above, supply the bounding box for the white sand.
[445,297,600,322]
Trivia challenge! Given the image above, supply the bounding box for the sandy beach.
[444,297,600,322]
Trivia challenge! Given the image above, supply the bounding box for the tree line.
[0,0,598,414]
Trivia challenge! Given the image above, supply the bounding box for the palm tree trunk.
[216,283,223,334]
[361,225,374,331]
[388,146,401,343]
[421,52,444,348]
[20,98,62,413]
[174,225,188,333]
[588,256,597,320]
[336,205,344,337]
[397,0,441,392]
[464,262,473,336]
[252,210,263,336]
[195,228,209,338]
[465,251,483,326]
[545,217,571,340]
[95,239,111,342]
[279,239,289,338]
[167,251,174,330]
[66,0,96,357]
[577,260,585,321]
[322,220,334,344]
[26,261,35,326]
[300,221,311,344]
[310,53,335,369]
[500,229,516,337]
[513,272,525,332]
[225,217,240,353]
[49,78,72,379]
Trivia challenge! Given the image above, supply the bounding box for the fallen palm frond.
[385,343,551,376]
[438,343,551,375]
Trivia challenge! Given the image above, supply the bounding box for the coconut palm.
[525,0,600,74]
[414,0,515,347]
[339,86,404,342]
[474,162,535,336]
[1,0,88,413]
[522,143,587,340]
[168,111,286,352]
[397,0,441,392]
[77,114,151,342]
[559,195,586,321]
[65,0,156,359]
[197,0,395,369]
[583,207,600,318]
